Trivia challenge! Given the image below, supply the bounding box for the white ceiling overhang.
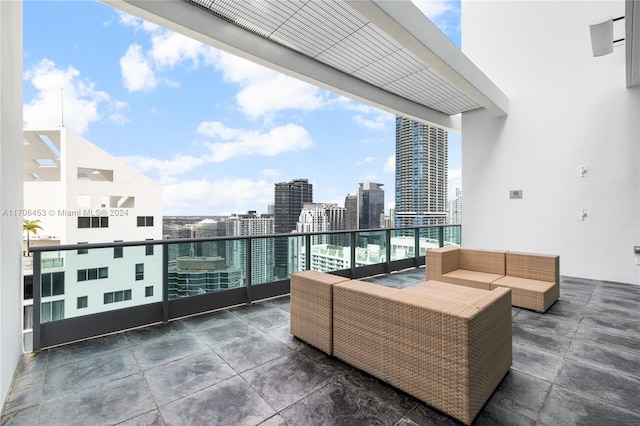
[102,0,510,132]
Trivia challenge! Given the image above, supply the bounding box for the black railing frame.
[29,224,461,351]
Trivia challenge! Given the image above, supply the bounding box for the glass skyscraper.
[394,116,448,229]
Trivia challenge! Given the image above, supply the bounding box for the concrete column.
[0,0,24,406]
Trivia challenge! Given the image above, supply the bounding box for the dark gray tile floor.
[2,269,640,425]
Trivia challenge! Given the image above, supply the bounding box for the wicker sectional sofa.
[426,247,560,313]
[290,270,513,425]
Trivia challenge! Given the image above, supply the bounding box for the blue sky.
[23,0,462,216]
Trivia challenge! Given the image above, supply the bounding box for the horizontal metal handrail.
[28,224,460,252]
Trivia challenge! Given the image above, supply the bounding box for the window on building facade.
[77,296,88,309]
[103,290,132,304]
[137,216,154,227]
[41,272,64,297]
[41,300,64,323]
[135,263,144,281]
[78,216,108,228]
[145,243,154,256]
[77,267,108,282]
[145,286,154,297]
[77,242,88,254]
[114,246,123,258]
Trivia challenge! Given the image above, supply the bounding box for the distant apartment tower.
[344,194,357,230]
[394,116,448,228]
[163,223,193,261]
[357,182,384,229]
[296,202,347,246]
[448,187,462,225]
[194,219,227,258]
[273,179,313,278]
[226,213,275,285]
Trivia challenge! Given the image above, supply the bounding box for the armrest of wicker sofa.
[491,252,559,312]
[427,247,506,290]
[289,270,350,355]
[426,246,460,281]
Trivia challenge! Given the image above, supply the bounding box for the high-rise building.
[226,213,274,285]
[357,182,384,229]
[296,202,347,248]
[448,187,462,225]
[394,116,448,228]
[273,179,313,278]
[344,194,357,230]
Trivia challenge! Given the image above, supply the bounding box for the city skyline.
[23,1,462,216]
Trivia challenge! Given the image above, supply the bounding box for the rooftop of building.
[2,268,639,425]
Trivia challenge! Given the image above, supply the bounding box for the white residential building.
[23,127,162,247]
[21,127,163,349]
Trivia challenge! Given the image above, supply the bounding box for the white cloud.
[163,178,274,215]
[339,97,395,130]
[120,44,158,92]
[236,74,326,119]
[212,52,328,120]
[383,155,396,172]
[261,169,282,178]
[149,30,215,69]
[198,122,313,162]
[359,174,377,182]
[118,13,216,93]
[23,59,124,134]
[353,114,391,130]
[356,157,376,166]
[120,153,205,176]
[117,11,159,33]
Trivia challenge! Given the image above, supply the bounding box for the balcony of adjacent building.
[2,226,640,425]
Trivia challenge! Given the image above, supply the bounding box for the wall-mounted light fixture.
[590,16,625,57]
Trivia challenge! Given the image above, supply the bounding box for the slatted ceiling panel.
[309,0,369,31]
[358,49,426,83]
[278,13,343,56]
[318,32,390,73]
[355,24,403,56]
[186,0,485,116]
[278,2,368,57]
[417,84,462,105]
[321,25,405,75]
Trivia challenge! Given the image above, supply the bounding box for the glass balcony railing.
[27,225,460,351]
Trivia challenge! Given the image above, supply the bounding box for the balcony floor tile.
[158,375,276,425]
[143,351,236,406]
[3,269,640,426]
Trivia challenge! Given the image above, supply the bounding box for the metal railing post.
[32,250,41,352]
[246,238,252,304]
[385,228,391,273]
[305,234,311,271]
[162,243,169,323]
[414,228,420,267]
[350,231,356,278]
[439,225,445,248]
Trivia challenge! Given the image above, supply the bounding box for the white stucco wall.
[461,1,640,284]
[0,0,23,407]
[24,128,163,244]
